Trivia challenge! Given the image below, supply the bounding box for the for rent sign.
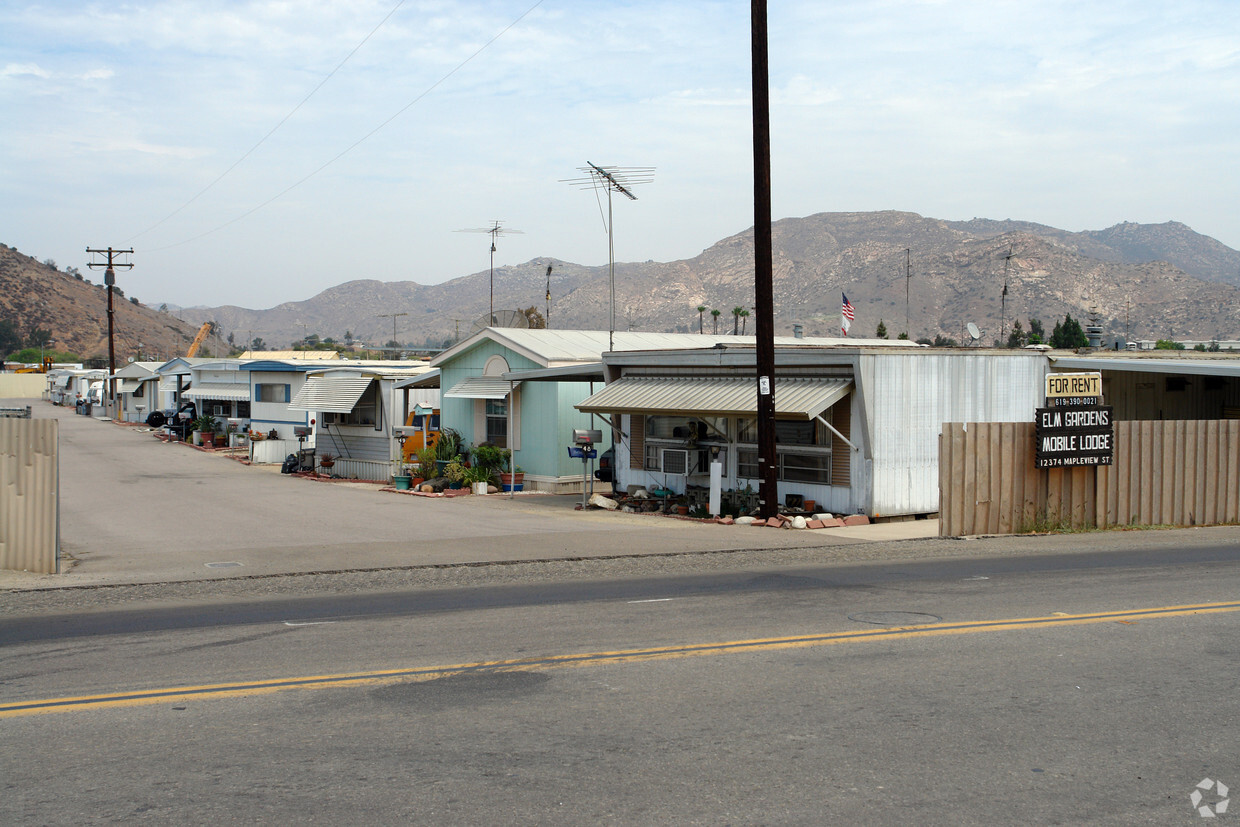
[1036,371,1113,468]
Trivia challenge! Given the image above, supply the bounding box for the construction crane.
[186,322,216,357]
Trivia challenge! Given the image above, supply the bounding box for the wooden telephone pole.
[86,247,133,419]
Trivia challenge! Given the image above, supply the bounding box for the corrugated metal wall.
[939,419,1240,535]
[0,419,59,574]
[861,352,1047,516]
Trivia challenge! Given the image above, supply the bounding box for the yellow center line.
[3,600,1238,718]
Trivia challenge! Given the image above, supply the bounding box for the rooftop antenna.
[456,220,523,319]
[545,264,553,329]
[377,312,408,351]
[562,162,654,351]
[1001,245,1014,345]
[904,248,911,338]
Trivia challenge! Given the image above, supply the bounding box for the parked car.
[594,446,615,483]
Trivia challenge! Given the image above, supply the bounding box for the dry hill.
[1,244,226,360]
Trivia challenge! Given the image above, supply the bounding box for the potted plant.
[435,428,462,474]
[318,452,336,473]
[500,465,524,492]
[472,443,508,475]
[443,456,467,489]
[462,463,494,495]
[194,413,218,447]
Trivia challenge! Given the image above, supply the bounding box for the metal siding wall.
[0,375,51,398]
[0,419,58,574]
[865,353,1047,517]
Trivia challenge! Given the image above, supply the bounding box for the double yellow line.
[4,600,1238,718]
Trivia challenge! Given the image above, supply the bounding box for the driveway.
[0,400,937,589]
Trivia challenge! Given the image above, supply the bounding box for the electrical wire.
[142,0,546,254]
[126,0,407,245]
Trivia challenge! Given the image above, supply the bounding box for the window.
[486,399,507,447]
[256,383,289,403]
[736,414,836,484]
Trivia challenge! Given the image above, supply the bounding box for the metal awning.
[116,379,141,394]
[443,376,521,400]
[576,376,853,419]
[181,383,251,402]
[394,369,440,390]
[54,375,71,388]
[289,376,373,413]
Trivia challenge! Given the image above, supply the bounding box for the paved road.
[2,400,938,589]
[3,536,1238,824]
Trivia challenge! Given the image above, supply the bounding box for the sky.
[2,0,1237,310]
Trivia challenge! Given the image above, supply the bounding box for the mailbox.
[573,429,602,445]
[293,426,312,438]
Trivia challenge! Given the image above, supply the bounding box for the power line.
[126,0,408,245]
[142,0,546,254]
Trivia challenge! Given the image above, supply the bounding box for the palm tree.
[696,305,707,334]
[732,306,744,335]
[739,308,750,335]
[711,308,721,334]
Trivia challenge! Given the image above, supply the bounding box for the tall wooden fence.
[939,419,1240,536]
[0,418,59,573]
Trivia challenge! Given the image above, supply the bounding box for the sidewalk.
[1,398,939,590]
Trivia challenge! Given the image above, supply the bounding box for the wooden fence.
[939,419,1240,536]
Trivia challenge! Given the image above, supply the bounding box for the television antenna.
[562,162,654,350]
[456,220,523,319]
[1001,245,1014,344]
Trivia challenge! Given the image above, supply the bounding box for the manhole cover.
[848,611,942,627]
[205,561,243,569]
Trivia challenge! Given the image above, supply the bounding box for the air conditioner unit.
[661,448,691,475]
[322,412,342,426]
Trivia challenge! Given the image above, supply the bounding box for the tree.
[159,303,168,313]
[129,296,140,305]
[520,306,547,329]
[1050,314,1087,349]
[711,308,721,334]
[1027,318,1045,345]
[732,306,744,335]
[739,308,750,335]
[344,330,354,345]
[385,339,400,348]
[0,320,21,357]
[43,258,56,270]
[932,334,958,347]
[66,266,81,280]
[251,337,266,351]
[897,332,909,340]
[696,305,707,334]
[26,328,52,349]
[1006,319,1025,349]
[875,319,888,339]
[1154,339,1185,350]
[227,332,235,347]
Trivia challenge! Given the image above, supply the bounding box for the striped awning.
[576,376,853,420]
[182,383,251,402]
[289,376,373,413]
[443,376,520,400]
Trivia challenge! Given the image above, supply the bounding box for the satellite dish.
[470,309,530,335]
[127,356,135,363]
[967,322,981,341]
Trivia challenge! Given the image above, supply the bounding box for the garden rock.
[790,515,808,529]
[588,493,619,510]
[735,516,757,526]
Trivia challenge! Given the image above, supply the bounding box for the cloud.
[2,62,51,79]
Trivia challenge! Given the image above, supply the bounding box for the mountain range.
[8,211,1239,360]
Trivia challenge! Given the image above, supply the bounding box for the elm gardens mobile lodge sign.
[1035,371,1114,468]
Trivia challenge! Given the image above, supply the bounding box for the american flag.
[841,293,855,336]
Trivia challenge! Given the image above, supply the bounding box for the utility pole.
[751,0,778,519]
[1001,246,1013,346]
[377,312,408,352]
[86,246,133,419]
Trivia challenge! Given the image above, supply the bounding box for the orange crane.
[186,322,216,357]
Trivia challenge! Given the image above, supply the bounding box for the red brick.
[718,517,734,525]
[765,517,783,527]
[822,517,844,528]
[806,519,824,529]
[843,514,870,526]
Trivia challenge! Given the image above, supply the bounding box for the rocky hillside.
[49,211,1240,351]
[0,244,226,360]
